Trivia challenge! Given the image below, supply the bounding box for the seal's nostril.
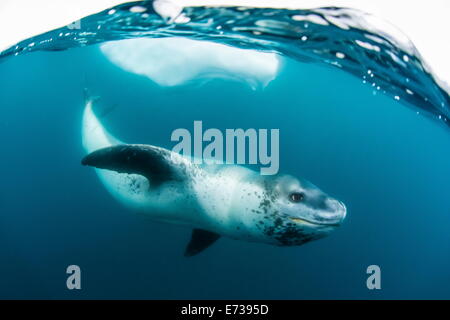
[338,201,347,220]
[321,199,347,224]
[326,199,340,211]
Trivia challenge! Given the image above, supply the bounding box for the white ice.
[100,37,280,88]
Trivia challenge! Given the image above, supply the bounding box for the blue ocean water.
[0,3,450,299]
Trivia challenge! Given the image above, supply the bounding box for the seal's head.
[256,174,346,246]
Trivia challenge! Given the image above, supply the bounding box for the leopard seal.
[81,96,347,256]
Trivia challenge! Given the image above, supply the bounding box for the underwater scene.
[0,1,449,299]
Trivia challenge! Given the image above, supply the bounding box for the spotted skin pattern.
[82,100,346,251]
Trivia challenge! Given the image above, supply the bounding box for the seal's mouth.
[289,217,342,227]
[283,199,346,227]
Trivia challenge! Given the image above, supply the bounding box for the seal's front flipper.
[82,144,184,186]
[185,229,221,257]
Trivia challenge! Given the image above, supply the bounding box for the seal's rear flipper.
[83,87,100,105]
[185,229,221,257]
[82,144,185,187]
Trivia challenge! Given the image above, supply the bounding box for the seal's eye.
[289,192,304,203]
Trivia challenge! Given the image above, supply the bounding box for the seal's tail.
[83,87,100,105]
[82,90,121,154]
